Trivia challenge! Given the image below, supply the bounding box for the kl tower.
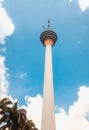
[40,20,58,130]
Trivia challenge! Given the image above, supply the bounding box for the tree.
[0,97,38,130]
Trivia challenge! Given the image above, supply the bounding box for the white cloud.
[0,0,15,98]
[19,72,27,78]
[0,2,15,44]
[69,0,89,11]
[56,86,89,130]
[0,55,9,97]
[22,94,42,129]
[22,86,89,130]
[0,0,4,3]
[0,47,6,52]
[78,0,89,11]
[69,0,72,2]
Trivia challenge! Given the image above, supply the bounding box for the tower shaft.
[41,44,56,130]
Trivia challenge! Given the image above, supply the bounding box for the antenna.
[42,19,51,30]
[42,26,47,30]
[48,19,50,29]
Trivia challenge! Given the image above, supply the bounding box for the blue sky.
[0,0,89,129]
[1,0,89,109]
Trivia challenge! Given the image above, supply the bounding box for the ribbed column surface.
[41,44,56,130]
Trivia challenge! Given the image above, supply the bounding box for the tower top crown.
[40,20,58,46]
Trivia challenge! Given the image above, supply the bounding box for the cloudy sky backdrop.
[0,0,89,130]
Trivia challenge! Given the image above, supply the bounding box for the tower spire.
[48,19,50,29]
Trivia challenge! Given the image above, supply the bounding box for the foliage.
[0,97,38,130]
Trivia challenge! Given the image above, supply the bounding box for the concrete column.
[41,44,56,130]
